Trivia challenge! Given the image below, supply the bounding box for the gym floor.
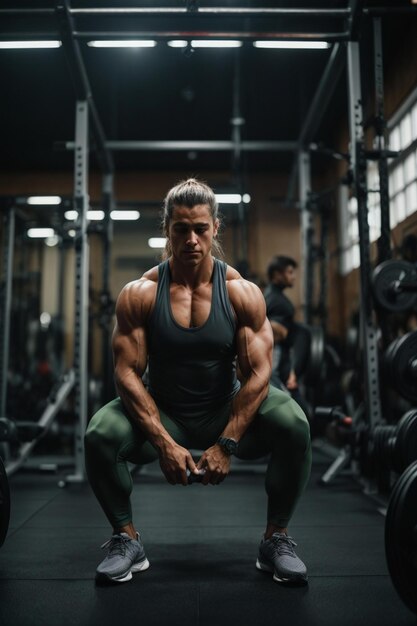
[0,449,414,626]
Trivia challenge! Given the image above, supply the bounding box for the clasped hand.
[159,442,231,486]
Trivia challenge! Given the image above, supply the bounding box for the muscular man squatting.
[85,178,312,585]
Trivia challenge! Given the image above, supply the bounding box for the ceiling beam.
[61,140,298,152]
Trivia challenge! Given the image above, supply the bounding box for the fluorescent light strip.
[64,210,104,220]
[87,40,156,48]
[254,41,330,49]
[88,211,105,220]
[168,40,242,48]
[27,195,62,205]
[216,194,251,204]
[110,210,140,220]
[27,228,55,239]
[148,237,167,249]
[0,41,61,49]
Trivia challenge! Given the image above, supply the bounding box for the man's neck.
[169,255,215,288]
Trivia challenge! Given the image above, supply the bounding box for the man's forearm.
[115,372,176,452]
[220,376,269,442]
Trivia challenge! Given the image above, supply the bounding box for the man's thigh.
[236,385,305,460]
[86,397,192,465]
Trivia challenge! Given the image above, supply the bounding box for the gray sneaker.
[96,532,150,583]
[256,532,308,584]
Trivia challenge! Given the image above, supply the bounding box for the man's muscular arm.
[197,280,273,484]
[113,279,197,485]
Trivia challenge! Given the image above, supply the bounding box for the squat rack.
[0,1,414,481]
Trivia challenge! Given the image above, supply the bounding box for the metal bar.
[0,31,350,42]
[0,7,351,17]
[66,101,90,484]
[299,43,345,146]
[364,7,417,15]
[298,150,313,324]
[100,174,115,406]
[74,31,348,40]
[72,7,351,17]
[373,17,391,263]
[55,0,114,174]
[63,140,298,151]
[0,208,15,417]
[347,40,382,429]
[5,371,75,477]
[348,0,363,40]
[285,42,345,207]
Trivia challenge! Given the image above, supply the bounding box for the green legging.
[84,385,312,529]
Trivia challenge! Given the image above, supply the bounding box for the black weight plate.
[396,410,417,472]
[390,331,417,403]
[305,326,325,383]
[372,260,417,313]
[385,461,417,615]
[0,456,10,548]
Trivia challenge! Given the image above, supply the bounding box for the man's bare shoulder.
[116,265,159,322]
[226,270,266,325]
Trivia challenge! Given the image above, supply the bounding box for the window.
[339,86,417,275]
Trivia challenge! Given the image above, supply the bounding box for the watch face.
[220,438,237,455]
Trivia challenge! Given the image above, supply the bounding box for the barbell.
[372,259,417,313]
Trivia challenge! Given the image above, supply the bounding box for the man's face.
[274,265,296,288]
[168,204,219,266]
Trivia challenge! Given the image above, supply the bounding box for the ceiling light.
[87,40,156,48]
[0,41,62,49]
[27,228,55,239]
[64,210,105,220]
[148,237,167,249]
[216,194,244,204]
[110,210,140,220]
[167,40,188,48]
[242,194,251,203]
[27,196,62,205]
[191,40,242,48]
[45,235,59,247]
[88,211,105,220]
[253,41,330,50]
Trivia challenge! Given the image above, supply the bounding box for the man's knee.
[84,404,132,455]
[266,396,311,452]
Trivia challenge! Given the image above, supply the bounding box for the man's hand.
[158,442,198,486]
[196,444,232,485]
[286,370,298,390]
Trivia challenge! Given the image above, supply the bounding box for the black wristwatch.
[217,437,239,456]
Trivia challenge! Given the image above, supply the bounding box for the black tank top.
[147,258,240,419]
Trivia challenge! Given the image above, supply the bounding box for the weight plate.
[292,323,311,376]
[395,410,417,472]
[0,456,10,548]
[305,326,325,383]
[372,260,417,312]
[386,331,417,403]
[385,461,417,615]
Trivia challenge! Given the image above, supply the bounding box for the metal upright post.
[347,41,382,429]
[298,150,313,323]
[101,173,115,405]
[0,207,15,418]
[67,100,90,482]
[373,17,391,263]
